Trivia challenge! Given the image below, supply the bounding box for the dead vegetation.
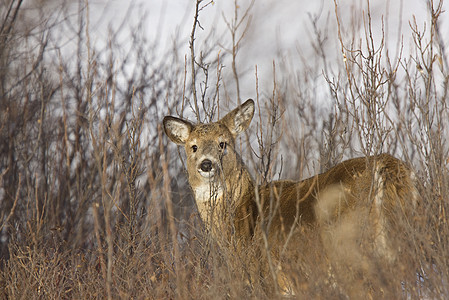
[0,0,448,298]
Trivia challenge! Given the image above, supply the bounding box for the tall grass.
[0,0,447,298]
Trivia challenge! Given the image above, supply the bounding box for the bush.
[0,0,447,298]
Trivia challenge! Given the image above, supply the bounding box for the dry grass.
[0,0,448,299]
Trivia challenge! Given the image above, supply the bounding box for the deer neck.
[193,165,255,238]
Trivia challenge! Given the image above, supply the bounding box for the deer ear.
[220,99,255,137]
[163,116,193,145]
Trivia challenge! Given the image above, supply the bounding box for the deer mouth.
[198,169,216,179]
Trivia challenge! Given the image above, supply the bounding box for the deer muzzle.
[198,158,218,178]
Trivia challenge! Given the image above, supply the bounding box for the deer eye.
[191,145,198,152]
[219,142,226,149]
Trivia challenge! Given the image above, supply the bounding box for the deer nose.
[200,159,213,172]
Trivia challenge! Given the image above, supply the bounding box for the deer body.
[163,99,417,292]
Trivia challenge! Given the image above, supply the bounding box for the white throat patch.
[194,183,223,203]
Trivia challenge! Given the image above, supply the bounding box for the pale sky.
[82,0,448,101]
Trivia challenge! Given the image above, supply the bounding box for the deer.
[163,99,418,295]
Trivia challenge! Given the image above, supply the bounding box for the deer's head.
[163,99,255,198]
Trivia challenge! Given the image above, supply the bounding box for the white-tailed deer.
[163,99,418,294]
